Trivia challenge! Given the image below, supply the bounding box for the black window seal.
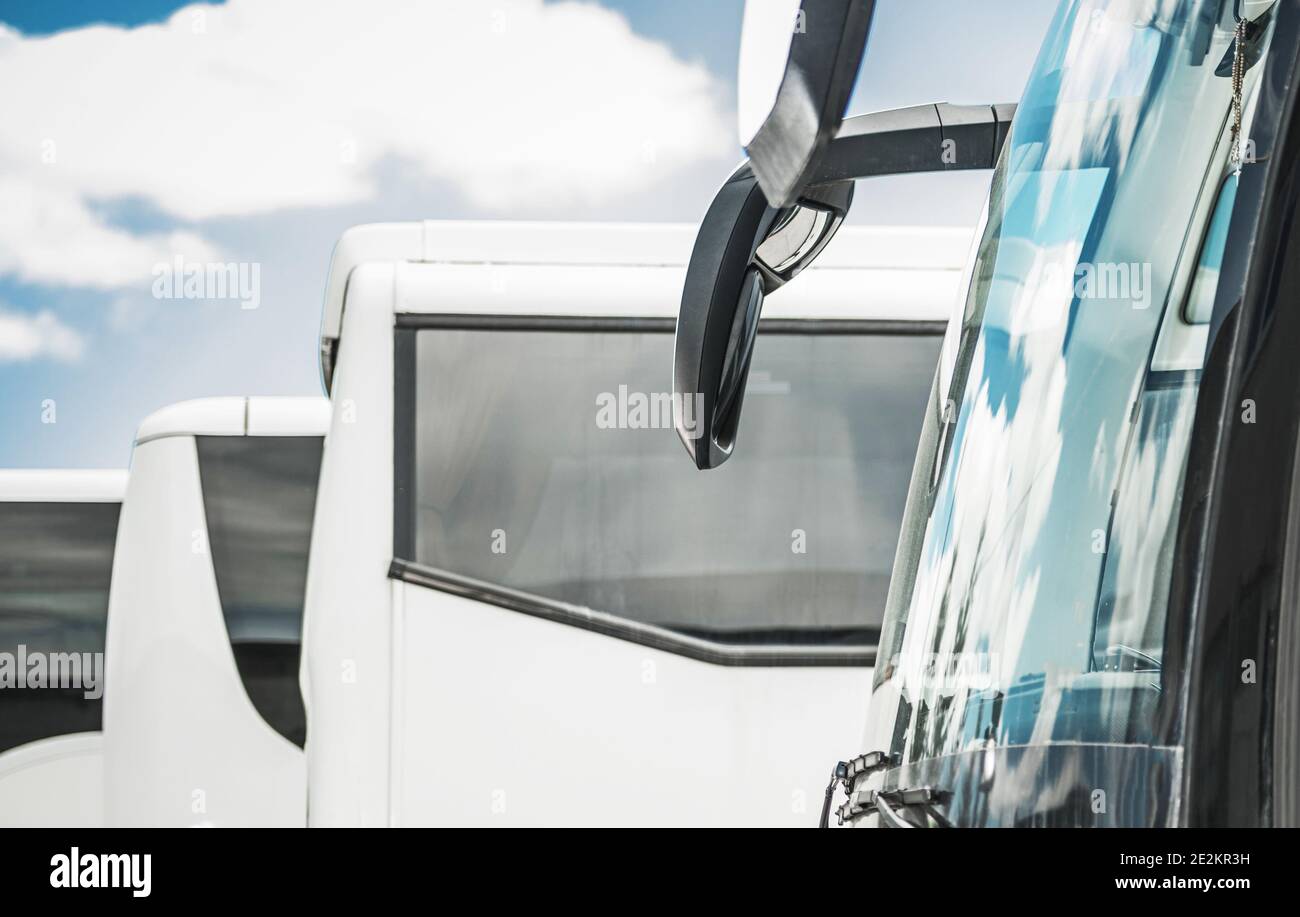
[389,558,874,668]
[394,330,417,561]
[392,315,940,667]
[394,312,946,336]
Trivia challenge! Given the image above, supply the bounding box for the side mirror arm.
[810,102,1017,185]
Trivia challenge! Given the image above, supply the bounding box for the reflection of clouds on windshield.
[1001,240,1083,336]
[901,166,1107,712]
[1040,2,1170,182]
[877,0,1244,769]
[904,307,1068,702]
[1095,388,1198,654]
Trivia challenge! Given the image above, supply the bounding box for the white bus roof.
[319,219,973,367]
[0,469,128,503]
[133,397,331,446]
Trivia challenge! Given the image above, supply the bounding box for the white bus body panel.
[306,222,969,826]
[103,397,326,827]
[0,470,127,503]
[393,588,870,826]
[0,470,124,828]
[0,733,104,827]
[303,266,397,826]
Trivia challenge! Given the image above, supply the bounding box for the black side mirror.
[674,102,1016,469]
[672,165,852,470]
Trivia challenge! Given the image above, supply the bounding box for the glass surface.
[409,328,941,647]
[757,205,832,274]
[196,436,322,748]
[873,0,1252,792]
[1184,175,1239,324]
[0,501,118,752]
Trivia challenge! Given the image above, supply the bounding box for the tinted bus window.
[0,502,118,753]
[196,436,322,748]
[399,326,940,651]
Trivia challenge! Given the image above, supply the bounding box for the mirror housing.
[742,0,877,208]
[674,102,1016,469]
[737,0,803,148]
[673,165,852,469]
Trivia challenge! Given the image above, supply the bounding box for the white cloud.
[0,177,221,289]
[0,308,86,362]
[0,0,732,289]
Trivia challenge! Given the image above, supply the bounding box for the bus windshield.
[870,0,1261,823]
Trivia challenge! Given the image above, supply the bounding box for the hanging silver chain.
[1230,16,1247,175]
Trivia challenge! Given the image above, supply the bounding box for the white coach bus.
[102,396,328,827]
[304,220,969,826]
[0,469,125,827]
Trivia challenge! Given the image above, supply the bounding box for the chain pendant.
[1230,17,1247,175]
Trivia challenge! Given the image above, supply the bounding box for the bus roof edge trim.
[318,220,974,345]
[133,397,330,446]
[0,470,128,502]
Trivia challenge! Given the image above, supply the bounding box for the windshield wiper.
[838,786,954,828]
[817,751,889,828]
[819,750,955,827]
[873,787,954,828]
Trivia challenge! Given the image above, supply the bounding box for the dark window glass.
[196,436,322,748]
[0,501,118,753]
[403,328,940,648]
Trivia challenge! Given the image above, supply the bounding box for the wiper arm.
[817,751,890,828]
[871,787,954,828]
[837,785,953,827]
[840,786,953,827]
[818,751,954,827]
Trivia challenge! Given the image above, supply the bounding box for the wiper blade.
[838,785,953,828]
[873,787,954,828]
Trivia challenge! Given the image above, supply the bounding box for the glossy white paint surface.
[0,469,127,502]
[393,586,870,826]
[102,398,325,827]
[390,257,958,321]
[0,733,104,827]
[132,397,246,444]
[303,265,396,827]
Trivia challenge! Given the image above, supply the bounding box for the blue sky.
[0,0,1056,468]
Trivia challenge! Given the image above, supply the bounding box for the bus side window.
[196,436,323,748]
[394,324,941,657]
[0,501,118,752]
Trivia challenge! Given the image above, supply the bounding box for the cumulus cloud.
[0,0,732,289]
[0,177,221,289]
[0,307,86,362]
